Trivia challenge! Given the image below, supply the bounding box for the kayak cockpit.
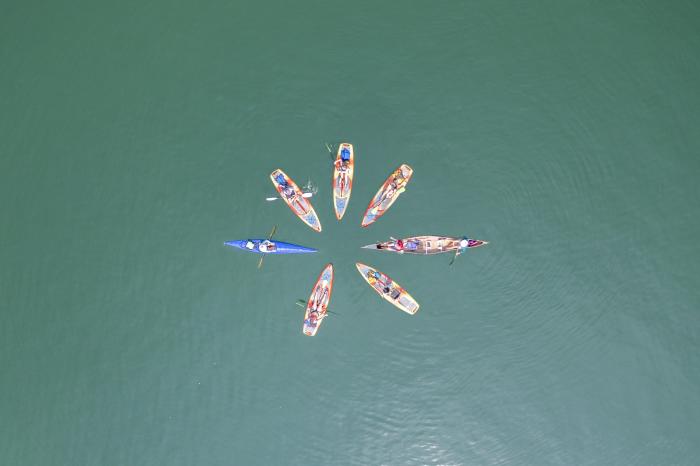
[258,240,277,253]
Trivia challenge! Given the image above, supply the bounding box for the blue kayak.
[224,239,317,255]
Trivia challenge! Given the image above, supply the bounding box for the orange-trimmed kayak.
[270,169,322,232]
[303,263,334,336]
[361,164,413,227]
[355,262,419,315]
[332,143,354,220]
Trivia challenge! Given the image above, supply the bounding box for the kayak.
[303,263,334,336]
[362,236,488,255]
[355,262,419,315]
[270,169,322,232]
[224,239,317,254]
[332,143,354,220]
[361,164,413,227]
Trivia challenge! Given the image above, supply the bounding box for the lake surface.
[1,1,699,465]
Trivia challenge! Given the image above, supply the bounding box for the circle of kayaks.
[225,143,489,336]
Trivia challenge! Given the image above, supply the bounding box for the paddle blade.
[449,250,459,266]
[324,142,336,161]
[268,225,277,241]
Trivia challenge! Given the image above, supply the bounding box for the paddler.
[335,147,351,171]
[371,169,407,212]
[275,174,296,199]
[258,240,276,253]
[310,287,326,311]
[366,270,378,285]
[275,173,307,213]
[334,147,351,194]
[367,270,386,290]
[304,311,318,329]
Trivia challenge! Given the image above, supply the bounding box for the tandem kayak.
[362,236,488,255]
[270,169,322,232]
[224,239,317,255]
[332,143,354,220]
[303,263,334,336]
[361,164,413,227]
[355,262,419,315]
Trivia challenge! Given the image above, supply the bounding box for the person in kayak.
[275,174,295,199]
[304,312,318,329]
[370,169,407,213]
[381,283,401,300]
[309,286,326,312]
[393,239,405,253]
[275,173,308,214]
[334,147,352,195]
[258,240,276,253]
[367,270,390,293]
[366,270,380,286]
[335,147,351,171]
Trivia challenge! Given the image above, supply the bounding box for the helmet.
[340,148,350,161]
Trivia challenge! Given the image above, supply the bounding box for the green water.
[2,1,700,465]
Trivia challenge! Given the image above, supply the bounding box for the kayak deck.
[270,169,322,232]
[303,263,334,336]
[355,262,419,315]
[333,143,354,220]
[362,236,488,255]
[361,164,413,227]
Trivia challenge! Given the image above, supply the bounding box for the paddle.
[324,142,337,162]
[449,238,469,266]
[302,179,318,195]
[265,192,314,202]
[295,299,340,316]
